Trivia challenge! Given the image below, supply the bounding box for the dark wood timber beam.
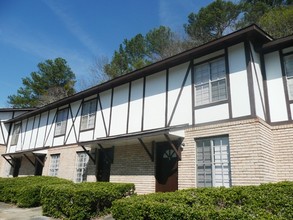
[164,134,181,160]
[138,138,154,162]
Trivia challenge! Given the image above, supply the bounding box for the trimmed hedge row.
[111,181,293,220]
[0,176,71,207]
[0,176,135,219]
[41,182,135,219]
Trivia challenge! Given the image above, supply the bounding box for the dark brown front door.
[97,148,113,182]
[34,155,45,176]
[12,158,21,177]
[156,142,178,192]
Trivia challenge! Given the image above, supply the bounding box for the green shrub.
[111,182,293,220]
[0,176,72,207]
[41,182,135,220]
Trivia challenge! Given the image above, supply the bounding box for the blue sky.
[0,0,213,107]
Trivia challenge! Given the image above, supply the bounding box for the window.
[49,154,60,176]
[75,152,89,182]
[195,58,227,106]
[54,108,68,136]
[284,54,293,100]
[80,100,97,131]
[11,123,21,146]
[196,136,231,187]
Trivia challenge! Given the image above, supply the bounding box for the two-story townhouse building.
[1,25,293,194]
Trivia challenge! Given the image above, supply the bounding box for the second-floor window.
[194,57,227,106]
[55,108,68,136]
[284,54,293,100]
[11,123,21,146]
[80,100,97,131]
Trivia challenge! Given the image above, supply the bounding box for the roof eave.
[6,25,272,124]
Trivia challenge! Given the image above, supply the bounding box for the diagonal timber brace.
[80,145,96,164]
[164,134,181,160]
[33,154,44,167]
[23,154,35,166]
[138,138,154,162]
[2,155,14,167]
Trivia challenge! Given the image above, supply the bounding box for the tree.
[259,6,293,38]
[103,26,188,80]
[8,58,76,108]
[237,0,293,28]
[146,26,189,61]
[78,56,110,90]
[184,0,242,44]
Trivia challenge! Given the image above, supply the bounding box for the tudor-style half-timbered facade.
[1,25,293,194]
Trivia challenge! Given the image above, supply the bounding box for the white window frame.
[196,136,231,188]
[75,152,89,183]
[11,123,21,146]
[54,108,68,136]
[80,99,97,131]
[49,154,60,176]
[194,57,227,106]
[284,54,293,100]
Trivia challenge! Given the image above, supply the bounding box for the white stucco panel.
[65,101,82,144]
[128,79,144,133]
[265,52,288,122]
[228,43,251,118]
[30,115,40,149]
[195,103,229,124]
[144,71,166,130]
[110,84,129,136]
[194,50,225,64]
[250,42,265,120]
[79,130,94,142]
[35,112,49,148]
[168,63,192,126]
[44,109,57,147]
[22,118,34,151]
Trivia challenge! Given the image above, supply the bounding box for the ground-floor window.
[75,152,89,183]
[49,154,60,176]
[196,136,231,187]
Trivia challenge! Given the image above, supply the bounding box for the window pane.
[196,136,230,188]
[196,84,210,105]
[194,57,226,106]
[75,152,89,183]
[285,55,293,77]
[211,59,225,80]
[287,78,293,100]
[55,109,68,136]
[211,79,227,102]
[81,100,96,130]
[49,154,60,176]
[11,123,21,146]
[286,55,293,100]
[195,63,210,85]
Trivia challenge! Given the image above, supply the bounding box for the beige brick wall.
[110,143,155,194]
[44,145,96,182]
[272,124,293,181]
[44,143,155,194]
[181,118,277,189]
[0,145,11,177]
[18,155,35,176]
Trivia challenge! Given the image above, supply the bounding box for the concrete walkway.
[0,202,52,220]
[0,203,114,220]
